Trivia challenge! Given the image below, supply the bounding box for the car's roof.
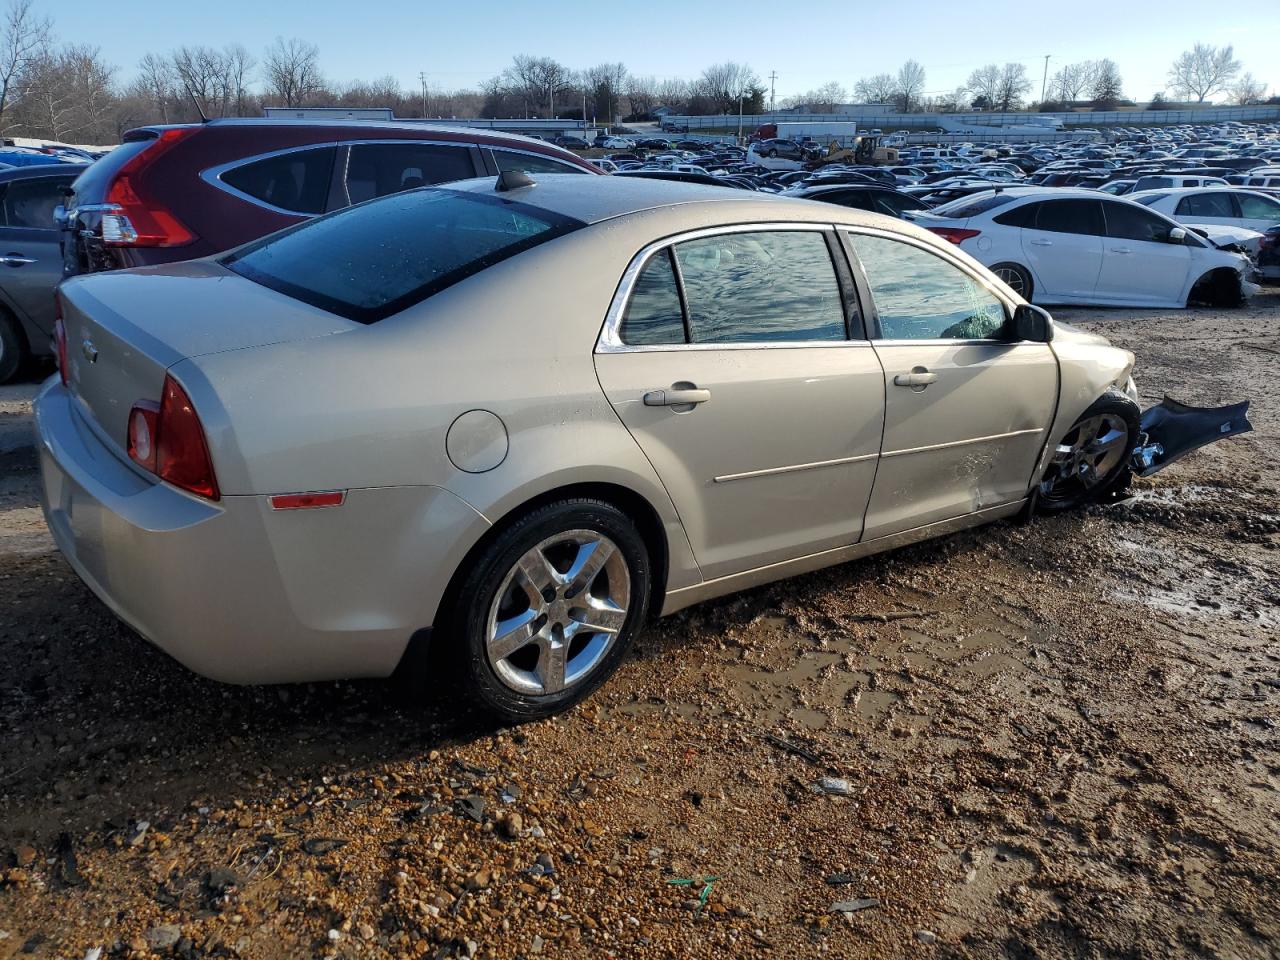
[1129,185,1262,196]
[445,173,900,228]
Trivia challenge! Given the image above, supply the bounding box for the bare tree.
[13,43,114,142]
[1089,59,1124,109]
[624,74,656,118]
[966,64,1001,108]
[173,45,234,116]
[1050,61,1098,104]
[0,0,51,133]
[937,85,969,113]
[1230,72,1267,106]
[654,77,689,111]
[993,63,1032,111]
[136,52,175,123]
[852,73,896,104]
[263,36,322,108]
[894,60,926,112]
[583,62,628,123]
[698,62,759,114]
[223,43,255,116]
[1168,43,1241,103]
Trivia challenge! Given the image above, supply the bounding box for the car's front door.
[846,229,1058,540]
[1019,198,1105,300]
[594,227,886,581]
[0,174,75,338]
[1097,200,1192,305]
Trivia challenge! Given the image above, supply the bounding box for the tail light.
[928,227,981,245]
[128,375,219,500]
[53,295,68,386]
[102,128,198,248]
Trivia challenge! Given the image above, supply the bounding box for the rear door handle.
[644,388,712,406]
[1110,247,1132,254]
[893,372,938,387]
[0,253,35,267]
[1029,238,1053,247]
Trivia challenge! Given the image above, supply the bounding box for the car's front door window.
[850,234,1007,340]
[673,231,847,343]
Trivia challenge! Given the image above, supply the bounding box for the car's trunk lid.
[59,259,357,451]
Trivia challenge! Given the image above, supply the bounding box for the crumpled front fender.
[1132,397,1253,477]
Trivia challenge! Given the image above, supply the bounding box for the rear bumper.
[35,379,489,683]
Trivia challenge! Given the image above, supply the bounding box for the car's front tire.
[448,499,651,722]
[1037,392,1139,513]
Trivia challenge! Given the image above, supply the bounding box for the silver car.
[35,175,1247,721]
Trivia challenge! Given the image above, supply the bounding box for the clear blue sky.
[49,0,1280,104]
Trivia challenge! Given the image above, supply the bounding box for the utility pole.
[769,71,778,114]
[738,91,744,141]
[1040,55,1050,105]
[419,71,428,118]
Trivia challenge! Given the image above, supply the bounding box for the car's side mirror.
[53,204,67,228]
[1012,303,1054,343]
[1168,226,1187,243]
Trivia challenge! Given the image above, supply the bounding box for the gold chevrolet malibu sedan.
[36,174,1246,721]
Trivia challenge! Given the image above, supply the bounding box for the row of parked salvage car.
[25,116,1256,720]
[3,121,1278,385]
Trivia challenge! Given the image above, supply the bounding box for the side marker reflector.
[270,491,346,510]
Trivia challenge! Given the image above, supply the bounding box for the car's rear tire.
[0,313,27,384]
[1037,392,1139,514]
[446,499,651,723]
[767,148,778,158]
[992,262,1034,302]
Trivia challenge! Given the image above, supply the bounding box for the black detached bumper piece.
[1131,397,1253,478]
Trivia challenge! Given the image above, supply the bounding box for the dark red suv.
[61,119,599,276]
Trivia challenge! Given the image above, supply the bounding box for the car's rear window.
[930,193,1016,218]
[224,188,584,323]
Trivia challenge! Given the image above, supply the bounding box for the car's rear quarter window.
[224,188,584,323]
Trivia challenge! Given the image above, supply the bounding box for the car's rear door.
[1235,191,1280,231]
[1097,200,1192,305]
[1019,198,1105,300]
[846,228,1057,539]
[0,173,76,339]
[594,226,885,581]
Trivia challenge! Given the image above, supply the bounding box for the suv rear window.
[224,188,584,323]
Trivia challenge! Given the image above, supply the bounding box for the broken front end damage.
[1130,397,1253,477]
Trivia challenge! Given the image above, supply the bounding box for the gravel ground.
[1,292,1278,959]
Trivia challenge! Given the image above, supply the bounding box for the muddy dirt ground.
[1,292,1278,959]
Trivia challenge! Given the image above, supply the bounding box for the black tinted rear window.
[932,193,1016,218]
[224,188,584,323]
[222,147,336,214]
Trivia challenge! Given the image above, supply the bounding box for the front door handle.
[1109,246,1132,254]
[1029,238,1053,247]
[893,371,938,388]
[644,387,712,406]
[0,253,35,267]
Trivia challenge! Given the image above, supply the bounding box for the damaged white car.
[909,188,1254,308]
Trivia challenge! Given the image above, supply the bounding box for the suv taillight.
[128,375,219,500]
[103,128,198,248]
[53,295,68,386]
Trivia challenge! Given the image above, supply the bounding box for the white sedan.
[907,188,1251,308]
[1128,187,1280,234]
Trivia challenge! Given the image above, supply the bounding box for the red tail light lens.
[103,128,197,248]
[53,297,68,386]
[927,227,981,245]
[128,375,219,500]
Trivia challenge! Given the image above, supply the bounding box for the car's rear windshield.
[224,187,585,323]
[929,193,1017,218]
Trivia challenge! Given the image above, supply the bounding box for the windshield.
[225,188,584,323]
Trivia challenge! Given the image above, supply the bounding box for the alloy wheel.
[485,530,630,696]
[995,266,1028,297]
[1040,413,1131,504]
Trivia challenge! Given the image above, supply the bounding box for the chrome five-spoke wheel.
[1040,412,1131,506]
[485,529,631,696]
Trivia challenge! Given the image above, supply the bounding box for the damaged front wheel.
[1037,392,1140,513]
